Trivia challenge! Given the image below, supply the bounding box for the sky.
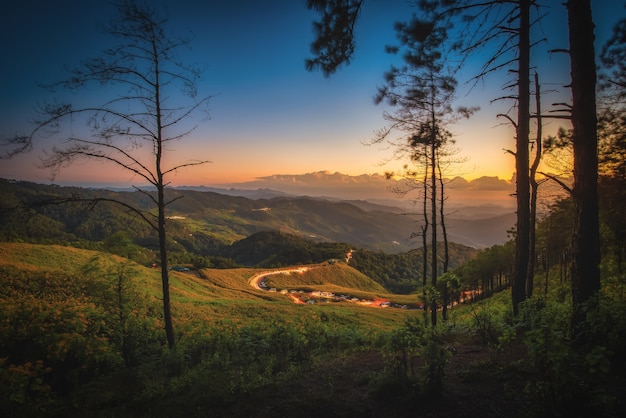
[0,0,620,196]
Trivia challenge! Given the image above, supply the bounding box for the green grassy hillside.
[2,242,625,417]
[260,262,421,306]
[0,242,420,332]
[261,263,386,292]
[0,242,425,416]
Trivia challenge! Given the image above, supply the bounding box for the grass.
[0,242,421,332]
[0,242,506,335]
[0,242,115,273]
[264,262,386,291]
[3,242,623,417]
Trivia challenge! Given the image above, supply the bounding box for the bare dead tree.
[0,1,213,348]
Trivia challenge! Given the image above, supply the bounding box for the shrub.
[375,317,451,400]
[521,294,623,417]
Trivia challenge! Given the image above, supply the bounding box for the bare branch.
[538,171,572,194]
[497,113,518,128]
[163,160,210,176]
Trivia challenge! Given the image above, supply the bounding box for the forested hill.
[0,178,415,253]
[0,178,513,251]
[0,179,481,293]
[219,230,478,293]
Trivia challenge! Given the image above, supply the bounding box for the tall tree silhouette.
[598,14,626,274]
[372,6,473,326]
[452,0,535,315]
[567,0,600,329]
[0,1,212,348]
[306,0,543,316]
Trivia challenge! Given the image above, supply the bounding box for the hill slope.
[0,242,416,326]
[1,178,513,252]
[0,242,422,416]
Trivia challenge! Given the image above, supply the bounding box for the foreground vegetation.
[1,242,624,417]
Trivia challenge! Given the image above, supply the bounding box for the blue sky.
[0,0,619,188]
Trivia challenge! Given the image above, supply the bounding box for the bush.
[521,294,623,417]
[380,317,424,383]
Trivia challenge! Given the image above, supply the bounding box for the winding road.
[247,267,312,290]
[247,266,405,308]
[247,266,478,310]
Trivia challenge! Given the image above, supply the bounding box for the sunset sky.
[0,1,618,191]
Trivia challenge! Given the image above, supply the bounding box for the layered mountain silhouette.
[0,178,515,252]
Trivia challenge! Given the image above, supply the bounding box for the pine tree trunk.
[512,0,531,316]
[422,157,429,288]
[567,0,601,328]
[438,156,449,321]
[152,43,176,349]
[158,185,175,349]
[430,105,438,328]
[528,72,543,298]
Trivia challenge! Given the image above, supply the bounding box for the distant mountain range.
[192,171,519,209]
[1,178,515,251]
[173,185,515,249]
[175,185,292,200]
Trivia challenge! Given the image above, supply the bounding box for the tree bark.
[422,152,429,288]
[438,154,450,321]
[158,185,175,349]
[430,91,438,328]
[154,45,176,349]
[567,0,601,327]
[512,0,531,316]
[528,72,543,298]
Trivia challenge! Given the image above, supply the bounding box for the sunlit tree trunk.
[438,153,450,321]
[422,153,429,288]
[528,72,543,298]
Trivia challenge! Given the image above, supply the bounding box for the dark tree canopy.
[305,0,364,76]
[601,14,626,92]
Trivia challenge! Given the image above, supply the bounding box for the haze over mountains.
[66,171,518,249]
[177,171,518,248]
[1,174,516,251]
[179,171,518,210]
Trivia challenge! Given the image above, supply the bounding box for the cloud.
[234,171,393,199]
[218,171,515,208]
[448,176,514,191]
[255,171,388,186]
